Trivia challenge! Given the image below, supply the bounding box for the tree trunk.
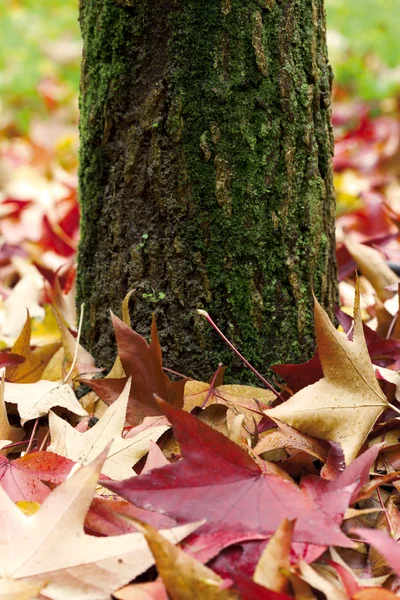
[77,0,337,381]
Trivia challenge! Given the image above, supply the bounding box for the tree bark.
[77,0,337,380]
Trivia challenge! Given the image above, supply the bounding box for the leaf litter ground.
[1,285,400,598]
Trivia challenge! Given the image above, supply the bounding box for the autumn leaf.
[184,380,274,433]
[234,574,293,600]
[346,240,399,301]
[267,290,388,464]
[104,399,354,548]
[86,314,185,425]
[47,378,169,479]
[0,377,24,448]
[113,581,169,600]
[5,311,61,383]
[0,451,75,503]
[0,578,45,600]
[0,448,201,600]
[5,378,87,424]
[133,519,237,600]
[253,519,294,593]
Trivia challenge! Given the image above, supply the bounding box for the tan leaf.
[288,573,317,600]
[41,308,95,382]
[299,561,347,600]
[346,241,398,301]
[5,379,87,424]
[254,420,329,462]
[267,291,388,464]
[0,449,200,600]
[184,381,274,431]
[47,378,169,479]
[253,518,294,593]
[133,519,237,600]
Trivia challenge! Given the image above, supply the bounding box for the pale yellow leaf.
[5,379,87,424]
[0,578,44,600]
[47,378,169,479]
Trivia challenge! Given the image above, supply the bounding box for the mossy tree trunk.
[77,0,337,380]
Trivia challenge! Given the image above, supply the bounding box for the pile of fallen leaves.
[2,277,400,599]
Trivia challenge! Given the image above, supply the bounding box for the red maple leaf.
[104,399,354,548]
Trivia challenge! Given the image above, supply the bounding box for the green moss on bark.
[77,0,337,381]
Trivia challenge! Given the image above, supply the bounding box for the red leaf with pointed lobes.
[104,399,354,548]
[86,315,185,425]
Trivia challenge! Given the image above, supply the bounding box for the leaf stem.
[64,303,85,383]
[25,418,39,454]
[197,310,284,402]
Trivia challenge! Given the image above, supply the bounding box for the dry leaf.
[184,381,274,432]
[6,312,61,383]
[0,377,24,449]
[346,241,398,301]
[0,448,201,600]
[47,378,169,479]
[299,561,347,600]
[5,379,87,424]
[133,519,237,600]
[268,290,388,464]
[253,519,294,593]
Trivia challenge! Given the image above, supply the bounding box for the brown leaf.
[86,314,185,425]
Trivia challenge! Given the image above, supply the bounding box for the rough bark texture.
[77,0,337,381]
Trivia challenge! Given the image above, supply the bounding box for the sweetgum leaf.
[268,291,388,464]
[86,315,184,425]
[104,399,354,548]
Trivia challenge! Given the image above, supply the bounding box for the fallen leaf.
[6,311,61,383]
[0,578,44,600]
[133,519,237,600]
[113,581,169,600]
[254,420,330,463]
[184,381,274,432]
[5,378,87,424]
[299,561,347,600]
[0,377,24,448]
[47,378,169,479]
[0,448,201,600]
[254,519,294,593]
[85,314,185,425]
[234,574,293,600]
[0,451,75,502]
[104,399,354,548]
[267,290,388,464]
[346,241,399,301]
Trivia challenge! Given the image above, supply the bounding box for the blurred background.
[0,0,399,343]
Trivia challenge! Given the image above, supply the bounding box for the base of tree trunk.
[77,0,337,381]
